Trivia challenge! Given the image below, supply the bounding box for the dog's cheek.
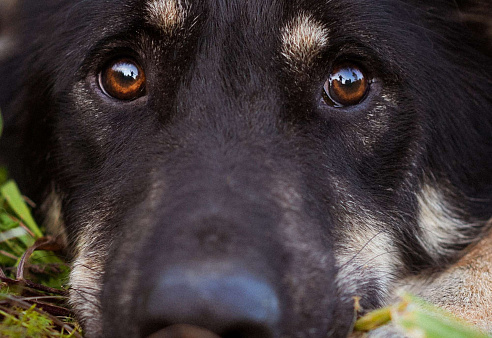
[325,176,404,309]
[334,224,400,309]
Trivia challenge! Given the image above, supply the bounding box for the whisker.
[69,288,102,309]
[342,250,401,277]
[339,229,387,270]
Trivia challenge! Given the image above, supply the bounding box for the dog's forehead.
[145,0,187,34]
[144,0,331,66]
[143,0,327,29]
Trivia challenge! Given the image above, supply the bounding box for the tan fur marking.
[69,223,109,336]
[335,227,398,300]
[441,228,492,333]
[70,250,104,335]
[146,0,186,34]
[281,14,329,70]
[417,185,474,258]
[40,189,68,247]
[441,229,492,331]
[331,177,400,303]
[398,227,492,332]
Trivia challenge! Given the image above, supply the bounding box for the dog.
[0,0,491,337]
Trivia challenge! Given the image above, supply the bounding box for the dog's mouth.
[146,323,273,338]
[146,323,277,338]
[146,324,221,338]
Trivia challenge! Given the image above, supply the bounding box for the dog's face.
[0,0,491,337]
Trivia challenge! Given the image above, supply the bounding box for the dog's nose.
[139,264,281,338]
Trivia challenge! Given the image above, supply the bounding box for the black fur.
[0,1,491,337]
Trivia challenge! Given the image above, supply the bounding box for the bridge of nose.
[171,2,284,130]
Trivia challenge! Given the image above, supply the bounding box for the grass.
[0,110,82,337]
[0,174,82,337]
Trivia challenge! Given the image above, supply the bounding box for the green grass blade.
[0,181,43,238]
[354,307,392,331]
[354,293,491,338]
[392,294,490,338]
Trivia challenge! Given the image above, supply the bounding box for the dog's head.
[0,0,491,337]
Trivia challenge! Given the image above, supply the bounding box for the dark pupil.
[330,67,364,94]
[112,62,140,84]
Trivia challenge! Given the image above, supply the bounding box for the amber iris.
[323,63,368,106]
[100,59,146,100]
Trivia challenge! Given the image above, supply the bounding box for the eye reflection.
[323,63,369,107]
[99,58,146,101]
[331,68,363,85]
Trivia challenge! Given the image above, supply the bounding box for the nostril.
[221,324,275,338]
[139,264,281,338]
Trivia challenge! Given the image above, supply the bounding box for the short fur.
[0,0,491,337]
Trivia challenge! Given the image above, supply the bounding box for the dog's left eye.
[322,63,369,107]
[99,58,146,100]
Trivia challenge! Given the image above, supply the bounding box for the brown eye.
[323,63,369,107]
[99,58,146,100]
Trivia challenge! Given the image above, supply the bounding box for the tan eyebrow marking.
[146,0,187,34]
[281,14,330,70]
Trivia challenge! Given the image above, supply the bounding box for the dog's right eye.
[99,58,146,101]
